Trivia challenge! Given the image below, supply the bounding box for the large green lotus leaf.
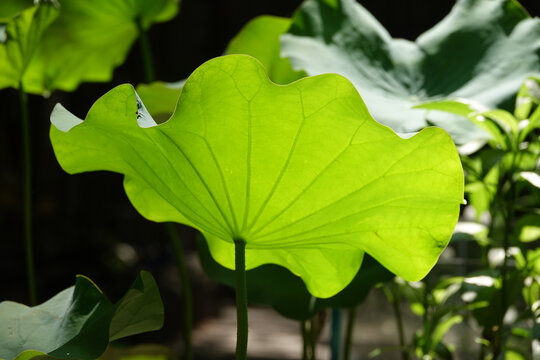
[0,271,163,360]
[280,0,540,144]
[50,55,463,298]
[225,15,305,85]
[0,0,179,95]
[0,1,59,90]
[197,234,393,321]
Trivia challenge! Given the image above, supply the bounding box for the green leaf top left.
[0,0,179,95]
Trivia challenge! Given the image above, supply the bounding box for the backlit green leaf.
[280,0,540,144]
[50,55,463,298]
[0,1,59,89]
[0,0,180,95]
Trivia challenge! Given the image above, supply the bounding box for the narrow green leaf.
[50,55,463,298]
[414,100,507,147]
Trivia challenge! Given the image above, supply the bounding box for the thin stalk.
[343,306,357,360]
[331,309,342,360]
[310,315,317,360]
[495,151,519,357]
[302,320,310,360]
[19,84,36,306]
[166,223,193,360]
[234,239,248,360]
[390,283,409,360]
[136,18,156,83]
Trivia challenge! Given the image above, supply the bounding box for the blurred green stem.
[19,83,36,306]
[235,239,248,360]
[302,320,310,360]
[136,18,156,83]
[391,283,409,360]
[343,306,357,360]
[331,309,342,360]
[495,150,519,357]
[166,223,193,360]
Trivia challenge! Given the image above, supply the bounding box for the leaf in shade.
[280,0,540,144]
[0,271,163,360]
[50,55,463,298]
[197,234,393,321]
[109,271,164,342]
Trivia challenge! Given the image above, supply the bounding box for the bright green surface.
[0,0,179,95]
[50,55,463,298]
[280,0,540,144]
[225,15,304,85]
[0,271,163,360]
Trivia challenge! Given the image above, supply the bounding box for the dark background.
[1,0,539,349]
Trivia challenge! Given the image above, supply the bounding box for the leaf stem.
[391,283,409,360]
[343,306,357,360]
[136,18,156,83]
[302,320,310,360]
[495,150,519,357]
[166,223,193,360]
[234,238,248,360]
[19,84,36,306]
[330,308,342,360]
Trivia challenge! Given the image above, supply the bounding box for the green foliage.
[280,0,540,144]
[197,234,393,321]
[0,0,179,95]
[415,75,540,358]
[0,271,163,360]
[0,1,59,90]
[49,55,463,298]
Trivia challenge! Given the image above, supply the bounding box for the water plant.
[49,54,464,359]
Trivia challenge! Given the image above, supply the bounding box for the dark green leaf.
[281,0,540,144]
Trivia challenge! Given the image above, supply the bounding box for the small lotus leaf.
[50,55,463,298]
[280,0,540,144]
[0,271,163,360]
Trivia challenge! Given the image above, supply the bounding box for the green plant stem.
[302,320,310,360]
[234,238,248,360]
[330,308,341,360]
[343,306,357,360]
[19,84,36,306]
[495,151,519,357]
[166,223,193,360]
[310,315,317,360]
[136,18,155,83]
[390,283,409,360]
